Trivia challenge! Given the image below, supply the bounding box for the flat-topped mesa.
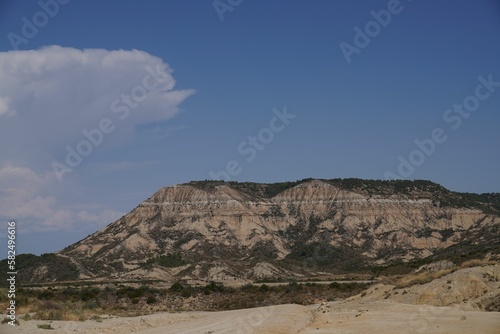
[139,184,262,219]
[272,180,364,202]
[50,178,499,283]
[143,183,257,205]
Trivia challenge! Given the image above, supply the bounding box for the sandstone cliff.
[55,179,499,283]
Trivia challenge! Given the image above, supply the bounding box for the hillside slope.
[57,179,500,282]
[4,179,499,284]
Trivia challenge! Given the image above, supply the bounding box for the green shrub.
[37,324,54,330]
[180,289,192,298]
[285,281,303,292]
[2,317,19,325]
[81,287,100,301]
[143,253,186,268]
[240,284,256,291]
[37,290,54,300]
[204,281,224,294]
[62,287,79,298]
[259,284,270,292]
[127,288,145,299]
[170,281,185,292]
[83,301,99,310]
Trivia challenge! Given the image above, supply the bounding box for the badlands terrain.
[2,263,499,333]
[2,179,499,333]
[6,179,499,285]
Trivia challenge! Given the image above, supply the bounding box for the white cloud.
[0,96,14,116]
[0,46,193,234]
[0,166,124,231]
[76,209,123,225]
[0,166,65,230]
[150,125,187,140]
[0,45,195,168]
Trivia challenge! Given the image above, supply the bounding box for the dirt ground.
[2,299,499,334]
[3,264,499,333]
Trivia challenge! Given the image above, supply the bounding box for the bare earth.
[2,300,499,334]
[3,265,499,333]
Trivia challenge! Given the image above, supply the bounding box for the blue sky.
[0,0,499,255]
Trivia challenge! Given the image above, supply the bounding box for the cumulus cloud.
[0,97,14,116]
[0,45,194,167]
[0,46,192,233]
[0,166,66,230]
[0,165,123,231]
[76,209,123,225]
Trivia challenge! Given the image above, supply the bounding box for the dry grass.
[393,259,499,289]
[395,268,454,289]
[0,296,107,322]
[459,259,498,269]
[32,299,109,321]
[0,281,370,321]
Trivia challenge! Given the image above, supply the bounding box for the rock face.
[59,179,500,282]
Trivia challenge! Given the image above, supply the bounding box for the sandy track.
[300,300,500,334]
[2,300,499,334]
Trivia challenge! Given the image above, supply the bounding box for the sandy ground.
[3,265,499,333]
[2,299,499,334]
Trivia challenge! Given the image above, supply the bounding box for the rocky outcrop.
[58,179,499,282]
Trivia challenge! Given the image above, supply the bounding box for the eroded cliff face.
[60,180,499,281]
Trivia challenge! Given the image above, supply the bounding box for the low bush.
[395,269,454,288]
